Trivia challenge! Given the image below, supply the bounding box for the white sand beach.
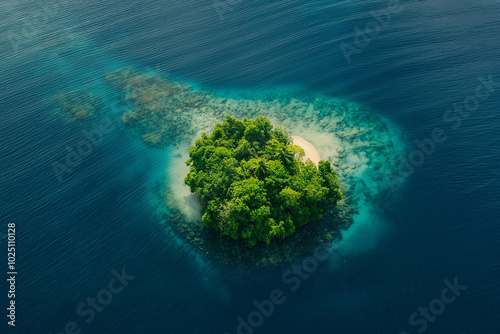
[291,135,321,166]
[165,144,203,223]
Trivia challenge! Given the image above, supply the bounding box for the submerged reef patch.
[105,67,206,147]
[52,90,104,123]
[106,67,406,267]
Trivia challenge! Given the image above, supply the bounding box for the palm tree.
[252,158,268,180]
[275,146,295,166]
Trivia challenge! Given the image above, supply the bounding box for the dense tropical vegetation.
[184,115,342,247]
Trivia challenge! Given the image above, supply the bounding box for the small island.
[103,67,406,266]
[184,115,342,247]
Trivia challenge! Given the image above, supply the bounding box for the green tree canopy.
[185,115,342,247]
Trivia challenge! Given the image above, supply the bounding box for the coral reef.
[52,90,104,123]
[105,67,206,147]
[106,67,406,267]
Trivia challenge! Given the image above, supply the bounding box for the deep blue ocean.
[1,0,499,333]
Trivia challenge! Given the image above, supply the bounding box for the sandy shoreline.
[165,144,203,223]
[291,135,321,166]
[170,135,322,223]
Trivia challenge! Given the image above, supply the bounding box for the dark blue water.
[1,0,499,333]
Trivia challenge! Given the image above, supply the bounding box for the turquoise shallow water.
[1,0,500,333]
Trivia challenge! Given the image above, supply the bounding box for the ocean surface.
[1,0,499,333]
